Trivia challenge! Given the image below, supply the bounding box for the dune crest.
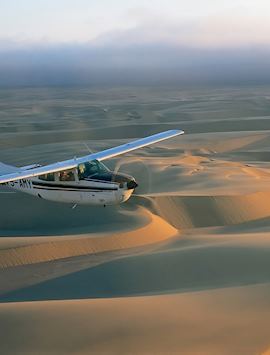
[152,191,270,229]
[0,209,177,269]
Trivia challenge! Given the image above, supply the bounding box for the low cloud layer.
[1,42,270,86]
[1,5,270,87]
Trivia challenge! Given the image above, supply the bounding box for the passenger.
[59,170,74,181]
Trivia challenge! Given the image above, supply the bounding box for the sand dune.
[151,191,270,229]
[0,209,177,269]
[2,228,270,302]
[1,284,270,355]
[2,86,270,354]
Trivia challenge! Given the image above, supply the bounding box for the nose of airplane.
[127,179,138,190]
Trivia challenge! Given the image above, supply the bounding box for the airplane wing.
[0,129,184,184]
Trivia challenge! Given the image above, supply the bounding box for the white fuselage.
[7,177,134,206]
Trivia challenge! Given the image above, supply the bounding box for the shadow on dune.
[2,243,270,302]
[0,192,141,236]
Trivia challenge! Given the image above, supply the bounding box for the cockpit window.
[39,173,55,181]
[59,170,75,182]
[78,160,109,180]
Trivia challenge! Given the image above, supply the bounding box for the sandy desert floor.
[1,86,270,354]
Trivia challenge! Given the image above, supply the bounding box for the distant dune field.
[1,86,270,354]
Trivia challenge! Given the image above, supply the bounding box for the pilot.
[78,162,99,180]
[78,164,86,180]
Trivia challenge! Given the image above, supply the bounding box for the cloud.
[1,5,270,86]
[92,9,270,48]
[2,3,270,50]
[1,41,270,86]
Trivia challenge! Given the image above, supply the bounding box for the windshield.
[77,160,109,180]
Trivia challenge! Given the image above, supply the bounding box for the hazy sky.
[1,0,270,46]
[1,0,270,86]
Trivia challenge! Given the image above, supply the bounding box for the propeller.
[113,156,153,196]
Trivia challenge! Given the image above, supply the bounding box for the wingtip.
[173,129,184,135]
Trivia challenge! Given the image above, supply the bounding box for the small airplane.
[0,130,184,206]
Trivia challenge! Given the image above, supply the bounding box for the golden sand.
[2,87,270,354]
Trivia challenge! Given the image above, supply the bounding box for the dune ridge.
[0,209,177,269]
[151,191,270,229]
